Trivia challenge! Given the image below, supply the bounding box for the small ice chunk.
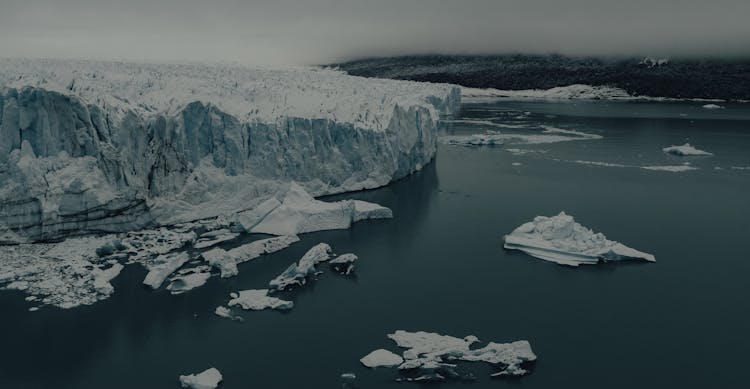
[179,367,223,389]
[330,253,357,275]
[360,349,404,368]
[269,243,332,290]
[341,372,356,380]
[214,306,244,321]
[167,272,211,295]
[228,289,293,311]
[662,143,713,156]
[91,263,124,295]
[641,164,698,172]
[702,104,724,109]
[143,252,190,289]
[504,212,655,266]
[194,229,240,249]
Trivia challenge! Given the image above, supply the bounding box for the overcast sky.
[1,0,748,65]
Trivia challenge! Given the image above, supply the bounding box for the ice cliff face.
[0,59,460,242]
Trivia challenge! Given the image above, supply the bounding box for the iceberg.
[91,263,124,295]
[360,349,404,368]
[440,126,601,147]
[662,143,713,157]
[214,306,244,321]
[166,269,211,295]
[202,235,300,278]
[363,330,536,380]
[0,58,459,243]
[504,212,655,266]
[268,243,332,290]
[250,183,391,236]
[193,229,240,249]
[329,253,357,275]
[641,164,698,172]
[142,252,190,289]
[179,367,223,389]
[227,289,293,311]
[702,104,724,109]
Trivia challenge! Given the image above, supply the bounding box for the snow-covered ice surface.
[361,349,404,368]
[0,58,459,242]
[362,330,536,381]
[504,212,655,266]
[330,253,358,275]
[662,143,713,157]
[142,252,190,289]
[250,183,392,236]
[269,243,332,290]
[227,289,293,311]
[202,235,300,278]
[179,367,223,389]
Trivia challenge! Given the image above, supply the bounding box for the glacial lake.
[2,99,750,389]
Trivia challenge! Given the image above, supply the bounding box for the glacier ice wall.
[0,59,460,242]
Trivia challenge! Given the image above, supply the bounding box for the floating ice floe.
[228,289,293,311]
[0,235,128,309]
[143,252,190,289]
[179,367,223,389]
[269,243,332,290]
[202,235,300,278]
[440,126,601,147]
[194,229,240,249]
[330,253,358,275]
[362,330,536,381]
[214,306,244,321]
[341,372,357,380]
[504,212,655,266]
[662,143,713,157]
[166,268,212,295]
[641,164,698,172]
[702,104,724,109]
[250,183,392,236]
[361,349,405,368]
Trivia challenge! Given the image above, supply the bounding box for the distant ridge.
[332,55,750,101]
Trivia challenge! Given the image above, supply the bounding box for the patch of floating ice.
[702,104,724,109]
[330,253,358,275]
[179,367,223,389]
[0,235,129,309]
[143,252,190,289]
[121,228,196,263]
[341,372,357,380]
[505,148,548,155]
[363,330,536,381]
[202,235,300,278]
[269,243,332,291]
[440,126,601,147]
[167,270,211,295]
[361,349,405,368]
[663,143,713,157]
[731,166,750,170]
[441,119,530,129]
[641,165,698,172]
[250,183,392,236]
[571,160,628,168]
[194,229,240,249]
[511,162,522,166]
[214,306,244,321]
[228,289,293,311]
[504,212,655,266]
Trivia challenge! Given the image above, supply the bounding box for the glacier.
[0,58,460,243]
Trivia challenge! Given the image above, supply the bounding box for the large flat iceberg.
[504,212,655,266]
[0,58,459,242]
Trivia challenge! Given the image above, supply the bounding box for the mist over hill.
[333,55,750,101]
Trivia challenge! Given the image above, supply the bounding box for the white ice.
[440,126,601,147]
[227,289,293,311]
[360,349,405,368]
[504,212,655,266]
[202,235,300,278]
[179,367,223,389]
[214,306,244,321]
[330,253,358,275]
[702,104,724,109]
[167,270,211,295]
[268,243,332,291]
[662,143,713,157]
[143,252,190,289]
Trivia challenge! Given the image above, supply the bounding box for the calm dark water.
[2,100,750,389]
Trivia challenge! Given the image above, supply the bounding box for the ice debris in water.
[504,212,655,266]
[193,229,240,249]
[329,253,358,275]
[179,367,223,389]
[662,143,713,157]
[142,252,190,289]
[361,349,405,368]
[641,164,698,172]
[702,104,724,109]
[440,126,601,147]
[228,289,293,311]
[0,235,127,309]
[214,306,244,321]
[250,183,392,236]
[201,235,299,278]
[362,330,536,381]
[268,243,332,291]
[166,267,212,295]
